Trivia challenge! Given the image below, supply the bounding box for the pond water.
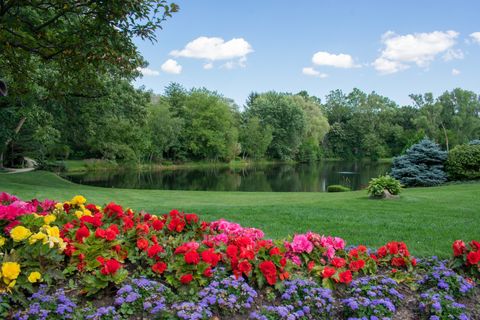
[61,161,391,192]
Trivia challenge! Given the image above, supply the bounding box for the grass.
[1,171,479,257]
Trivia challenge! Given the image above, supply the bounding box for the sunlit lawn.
[1,171,478,257]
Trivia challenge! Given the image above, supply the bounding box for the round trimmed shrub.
[327,185,351,192]
[367,175,401,198]
[446,144,480,180]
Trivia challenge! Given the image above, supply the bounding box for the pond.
[61,161,391,192]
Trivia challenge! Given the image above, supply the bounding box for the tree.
[245,92,306,160]
[181,89,239,161]
[239,116,273,160]
[0,0,178,166]
[390,138,448,187]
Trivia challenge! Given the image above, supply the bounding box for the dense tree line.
[1,79,479,166]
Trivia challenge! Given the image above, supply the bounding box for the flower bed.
[0,192,478,319]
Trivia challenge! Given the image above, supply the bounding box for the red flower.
[184,250,200,265]
[331,257,346,268]
[471,240,480,251]
[349,248,359,258]
[391,257,406,267]
[81,214,103,228]
[339,270,352,284]
[95,228,106,239]
[152,262,167,274]
[370,253,378,262]
[452,240,466,257]
[122,217,134,231]
[185,214,198,224]
[104,202,124,219]
[226,245,238,259]
[349,259,365,272]
[136,223,150,235]
[387,242,399,255]
[269,247,281,256]
[280,257,287,267]
[180,274,193,284]
[75,225,90,242]
[239,248,255,260]
[259,260,277,285]
[137,238,149,251]
[411,258,417,266]
[168,217,186,233]
[144,213,152,221]
[467,251,480,265]
[307,261,315,271]
[322,266,336,278]
[112,245,122,253]
[99,258,122,275]
[238,260,252,275]
[201,248,220,267]
[358,245,367,253]
[203,267,213,277]
[377,246,387,258]
[147,244,164,258]
[152,219,164,231]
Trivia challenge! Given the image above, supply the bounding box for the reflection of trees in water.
[63,161,392,192]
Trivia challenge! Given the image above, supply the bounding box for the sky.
[134,0,480,107]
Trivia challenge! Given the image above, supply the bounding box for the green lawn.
[1,171,478,257]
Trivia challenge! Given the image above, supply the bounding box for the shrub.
[446,144,480,180]
[367,175,401,198]
[390,138,447,187]
[327,185,351,192]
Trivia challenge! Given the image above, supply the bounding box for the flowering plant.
[450,239,480,280]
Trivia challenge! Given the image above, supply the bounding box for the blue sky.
[134,0,480,106]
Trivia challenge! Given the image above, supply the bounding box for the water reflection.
[62,161,391,192]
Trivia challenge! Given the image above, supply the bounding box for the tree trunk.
[0,116,27,168]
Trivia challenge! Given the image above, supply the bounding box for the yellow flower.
[71,195,86,205]
[43,214,56,225]
[46,226,60,238]
[54,203,64,210]
[0,236,5,247]
[10,226,32,242]
[83,209,92,217]
[29,232,47,245]
[2,262,20,281]
[28,271,42,283]
[75,210,83,219]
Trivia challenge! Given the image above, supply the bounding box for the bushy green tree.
[245,92,306,160]
[390,138,447,187]
[239,116,273,160]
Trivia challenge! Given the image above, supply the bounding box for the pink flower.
[325,246,336,259]
[290,255,302,266]
[291,234,314,253]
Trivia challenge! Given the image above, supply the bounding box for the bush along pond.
[0,192,479,319]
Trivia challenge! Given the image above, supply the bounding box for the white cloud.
[311,51,357,68]
[452,68,461,76]
[161,59,182,74]
[171,37,253,66]
[470,32,480,44]
[203,62,213,70]
[302,67,328,78]
[136,67,160,76]
[373,30,459,74]
[443,49,464,61]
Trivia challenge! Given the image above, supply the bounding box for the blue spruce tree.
[390,138,447,187]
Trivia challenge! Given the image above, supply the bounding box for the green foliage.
[327,185,351,192]
[446,144,480,180]
[391,138,447,187]
[239,116,273,160]
[367,175,401,197]
[245,92,307,160]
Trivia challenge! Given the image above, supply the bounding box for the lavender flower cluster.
[198,275,257,313]
[416,258,474,319]
[342,275,404,320]
[418,290,469,320]
[417,257,474,298]
[113,277,173,318]
[13,285,77,320]
[250,278,335,319]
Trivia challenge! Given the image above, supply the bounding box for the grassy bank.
[1,171,478,257]
[60,159,298,173]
